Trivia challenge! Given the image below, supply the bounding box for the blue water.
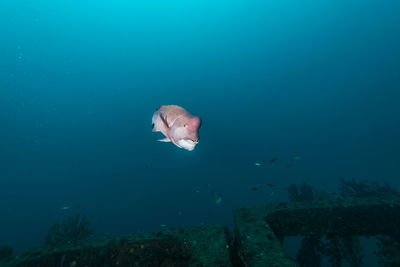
[1,0,400,257]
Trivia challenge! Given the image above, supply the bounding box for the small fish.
[213,191,223,204]
[266,183,276,188]
[292,156,301,161]
[251,186,259,191]
[194,189,200,194]
[152,105,202,151]
[269,158,278,163]
[160,224,167,228]
[61,206,70,210]
[254,162,261,166]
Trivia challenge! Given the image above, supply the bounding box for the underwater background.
[1,0,400,265]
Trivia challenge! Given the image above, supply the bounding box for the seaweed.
[45,215,94,247]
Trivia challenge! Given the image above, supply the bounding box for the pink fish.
[152,105,201,151]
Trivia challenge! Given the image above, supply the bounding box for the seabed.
[1,196,399,266]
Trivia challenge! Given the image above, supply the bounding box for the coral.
[287,183,314,202]
[338,178,399,198]
[45,215,93,247]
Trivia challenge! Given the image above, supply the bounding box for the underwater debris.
[45,214,93,247]
[288,183,322,266]
[8,226,232,267]
[288,182,364,267]
[296,236,322,267]
[376,235,400,266]
[336,179,400,266]
[320,235,363,267]
[235,192,400,266]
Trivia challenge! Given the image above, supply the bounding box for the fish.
[269,158,278,163]
[152,105,201,151]
[212,191,223,204]
[251,186,259,191]
[292,156,301,161]
[266,183,276,188]
[254,162,261,166]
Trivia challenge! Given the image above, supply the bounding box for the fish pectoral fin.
[159,114,169,128]
[158,138,171,142]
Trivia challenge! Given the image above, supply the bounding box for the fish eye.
[184,124,187,127]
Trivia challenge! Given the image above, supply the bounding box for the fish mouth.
[177,139,199,151]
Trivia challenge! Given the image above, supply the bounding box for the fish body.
[152,105,201,151]
[292,156,301,161]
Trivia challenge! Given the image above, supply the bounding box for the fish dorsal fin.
[158,138,171,142]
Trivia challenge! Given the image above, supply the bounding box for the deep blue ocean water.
[1,0,400,263]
